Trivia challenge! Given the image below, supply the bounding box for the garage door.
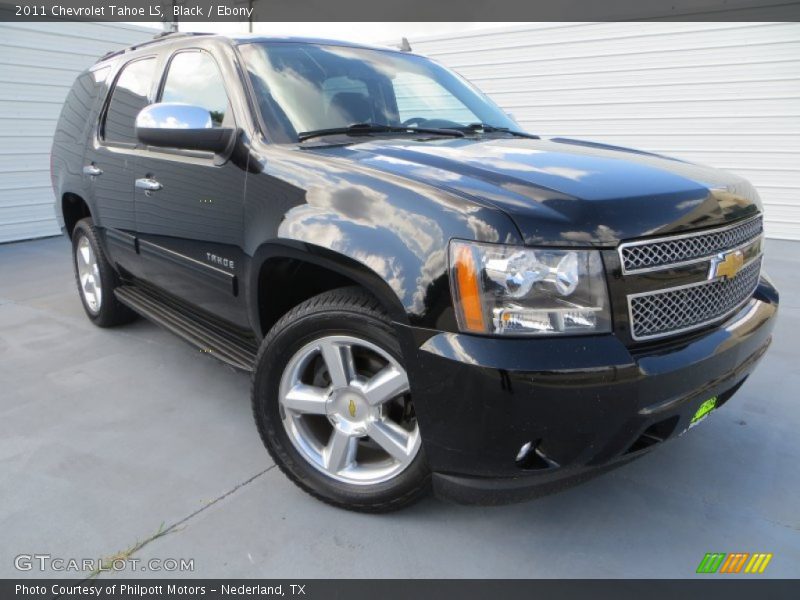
[410,22,800,240]
[0,22,157,243]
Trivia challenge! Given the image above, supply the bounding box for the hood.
[308,136,762,246]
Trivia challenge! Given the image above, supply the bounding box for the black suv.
[51,33,778,512]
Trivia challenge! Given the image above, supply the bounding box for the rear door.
[83,56,159,274]
[133,48,248,327]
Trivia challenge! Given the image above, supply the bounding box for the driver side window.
[392,71,477,125]
[160,51,230,127]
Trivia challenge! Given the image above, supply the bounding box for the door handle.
[135,177,163,195]
[83,164,103,177]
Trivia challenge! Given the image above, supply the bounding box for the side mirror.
[136,103,234,153]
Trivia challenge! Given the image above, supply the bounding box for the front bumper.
[397,277,779,505]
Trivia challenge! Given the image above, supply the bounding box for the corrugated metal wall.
[2,22,797,242]
[0,22,157,243]
[409,23,800,240]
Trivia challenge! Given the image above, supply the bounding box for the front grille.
[620,217,763,273]
[629,257,762,341]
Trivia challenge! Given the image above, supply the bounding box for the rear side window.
[103,58,157,144]
[54,67,110,145]
[160,51,229,127]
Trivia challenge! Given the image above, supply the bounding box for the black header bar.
[1,0,799,22]
[3,579,800,600]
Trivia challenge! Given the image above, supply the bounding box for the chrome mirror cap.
[136,103,213,131]
[135,103,234,153]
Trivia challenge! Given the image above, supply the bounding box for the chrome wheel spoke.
[323,429,357,473]
[92,265,102,293]
[83,276,95,297]
[282,384,328,415]
[78,243,91,267]
[75,236,102,313]
[319,339,354,388]
[367,419,413,463]
[363,365,409,406]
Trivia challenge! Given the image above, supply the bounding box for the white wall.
[0,22,158,243]
[409,22,800,240]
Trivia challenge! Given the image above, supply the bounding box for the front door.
[133,49,248,327]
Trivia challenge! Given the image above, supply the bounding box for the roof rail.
[129,31,214,51]
[96,31,214,64]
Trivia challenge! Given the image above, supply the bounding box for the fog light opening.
[515,440,560,470]
[515,441,533,463]
[625,415,680,454]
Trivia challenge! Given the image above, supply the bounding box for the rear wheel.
[251,288,430,512]
[71,218,136,327]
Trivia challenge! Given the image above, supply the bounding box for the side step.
[115,285,258,372]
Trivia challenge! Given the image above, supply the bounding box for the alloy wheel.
[278,335,421,485]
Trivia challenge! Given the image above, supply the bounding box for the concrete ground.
[1,235,798,579]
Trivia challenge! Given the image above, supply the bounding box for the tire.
[71,218,136,327]
[251,287,431,512]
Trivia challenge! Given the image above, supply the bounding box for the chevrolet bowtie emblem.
[348,398,356,418]
[709,249,745,280]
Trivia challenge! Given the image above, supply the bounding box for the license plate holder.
[689,396,718,430]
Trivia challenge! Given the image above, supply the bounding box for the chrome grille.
[629,257,762,341]
[620,217,763,273]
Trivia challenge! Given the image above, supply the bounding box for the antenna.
[400,37,412,52]
[169,0,181,32]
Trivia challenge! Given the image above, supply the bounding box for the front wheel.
[251,288,430,512]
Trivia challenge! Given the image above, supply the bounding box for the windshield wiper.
[298,123,465,142]
[463,123,540,139]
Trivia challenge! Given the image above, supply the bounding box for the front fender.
[243,145,523,331]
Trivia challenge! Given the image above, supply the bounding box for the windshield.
[238,42,519,142]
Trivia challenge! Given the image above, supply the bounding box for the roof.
[96,32,409,64]
[228,34,407,54]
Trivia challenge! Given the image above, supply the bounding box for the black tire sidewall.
[252,296,430,511]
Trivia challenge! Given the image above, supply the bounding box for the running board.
[114,285,258,372]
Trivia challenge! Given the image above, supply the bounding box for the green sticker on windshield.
[691,396,718,426]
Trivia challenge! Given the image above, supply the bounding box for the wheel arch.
[248,240,410,339]
[61,192,92,237]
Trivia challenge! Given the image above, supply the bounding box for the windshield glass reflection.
[239,42,518,142]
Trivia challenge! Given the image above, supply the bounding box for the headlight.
[449,240,611,336]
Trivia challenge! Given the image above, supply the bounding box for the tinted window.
[161,51,229,127]
[55,67,110,145]
[104,58,156,144]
